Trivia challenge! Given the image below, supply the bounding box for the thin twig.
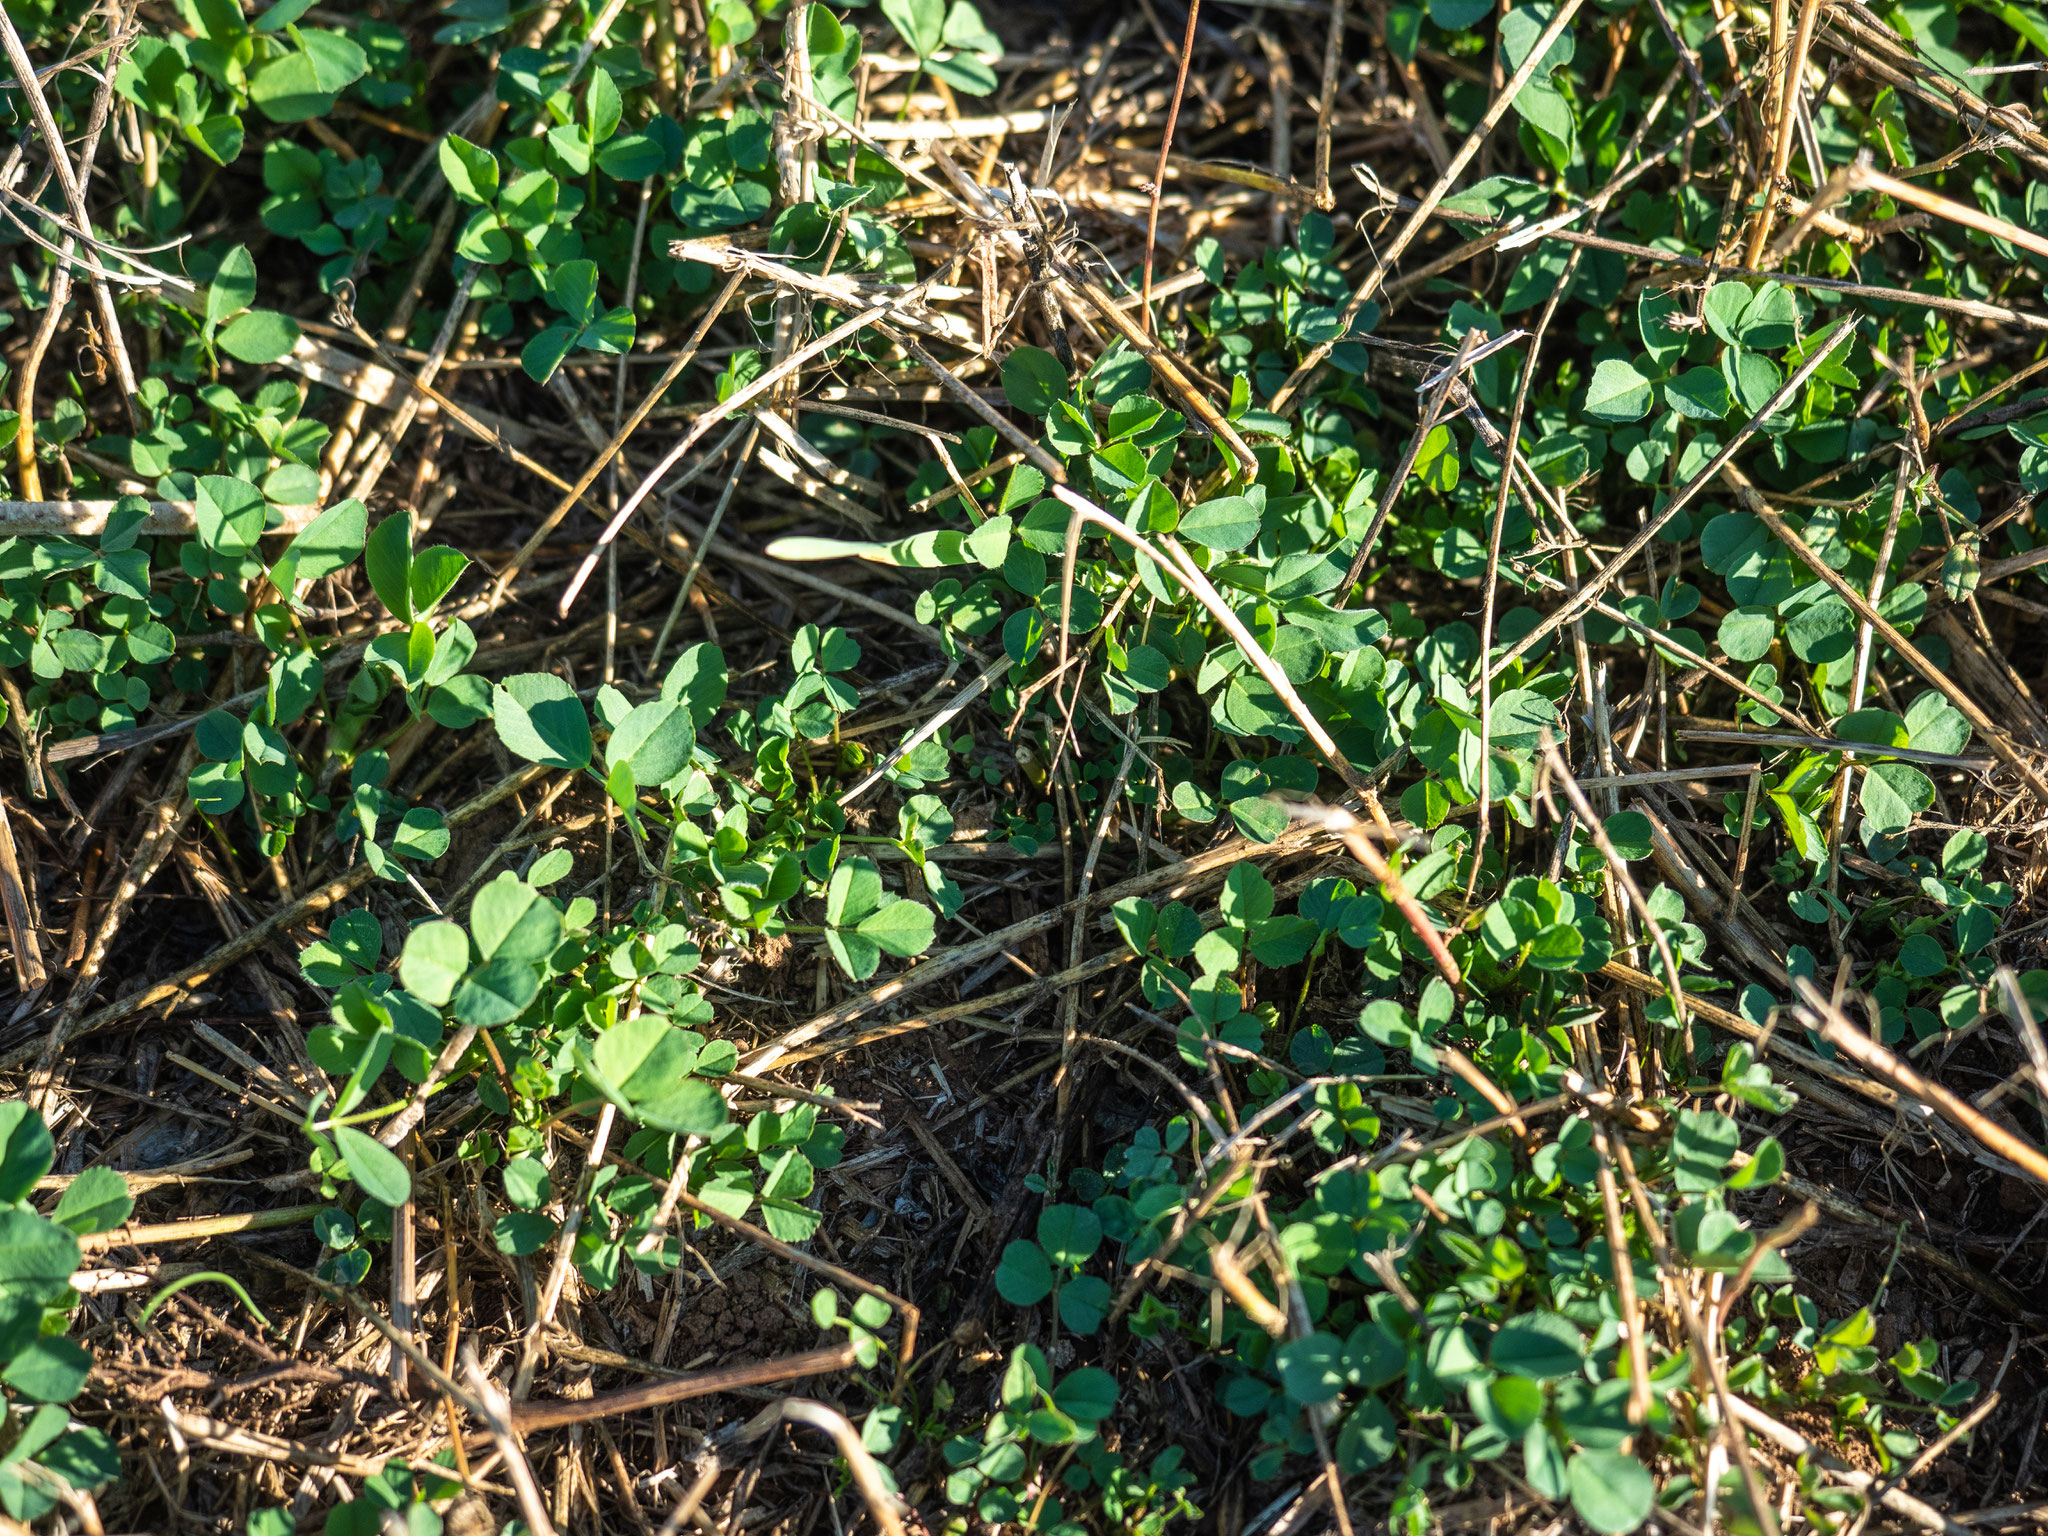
[1140,0,1202,326]
[1270,0,1589,412]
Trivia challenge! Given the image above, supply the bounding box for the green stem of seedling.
[314,1095,431,1131]
[138,1271,276,1336]
[582,765,678,828]
[1287,945,1319,1035]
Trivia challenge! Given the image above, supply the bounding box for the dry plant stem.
[1061,272,1261,476]
[3,763,548,1068]
[0,500,323,540]
[736,1399,907,1536]
[1539,740,1688,1036]
[0,668,42,802]
[514,1101,618,1398]
[658,503,929,638]
[1712,1201,1818,1329]
[1140,0,1202,323]
[0,5,137,428]
[1260,32,1292,247]
[1313,0,1346,209]
[594,1421,653,1536]
[51,741,197,1036]
[0,794,46,991]
[650,422,761,671]
[155,1402,492,1491]
[900,446,1016,519]
[1653,0,1735,140]
[880,328,1066,481]
[9,164,93,497]
[1469,58,1680,870]
[1487,318,1858,676]
[1830,446,1914,920]
[1472,331,1556,879]
[746,819,1337,1071]
[836,649,1012,806]
[1935,351,2048,433]
[564,287,942,610]
[330,301,641,524]
[78,1203,326,1254]
[1470,226,1617,880]
[592,1125,921,1379]
[63,838,101,968]
[1738,492,2048,806]
[512,1343,859,1431]
[1270,0,1588,413]
[389,1142,414,1399]
[1603,222,2048,325]
[1791,975,2048,1185]
[1294,801,1463,994]
[777,950,1134,1067]
[347,263,480,502]
[1898,1388,2002,1485]
[1500,579,1810,726]
[1051,489,1394,841]
[1631,799,1793,983]
[1591,1153,1653,1427]
[1726,765,1763,921]
[462,1349,561,1536]
[490,265,746,605]
[1335,331,1482,599]
[1997,964,2048,1102]
[1209,1243,1289,1337]
[1746,0,1820,264]
[1603,1132,1784,1536]
[376,1013,494,1159]
[1117,147,1322,206]
[1056,731,1141,1121]
[1827,1,2048,155]
[725,1071,880,1121]
[1853,162,2048,262]
[656,1460,721,1536]
[1763,160,1858,264]
[1725,1397,1971,1536]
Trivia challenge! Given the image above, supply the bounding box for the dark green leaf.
[1337,1397,1399,1473]
[1568,1450,1654,1534]
[1602,811,1652,860]
[492,673,592,770]
[856,898,936,958]
[365,512,413,622]
[408,546,469,616]
[1664,367,1730,420]
[194,475,266,556]
[1490,1311,1585,1379]
[51,1168,132,1237]
[1178,495,1261,551]
[0,1105,53,1206]
[1583,358,1653,423]
[217,311,301,364]
[1036,1204,1100,1266]
[0,1209,78,1300]
[452,956,542,1025]
[1052,1367,1117,1423]
[399,920,469,1007]
[1001,346,1068,415]
[334,1126,411,1206]
[206,247,257,325]
[274,497,366,586]
[607,698,695,787]
[1,1337,90,1402]
[994,1240,1053,1305]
